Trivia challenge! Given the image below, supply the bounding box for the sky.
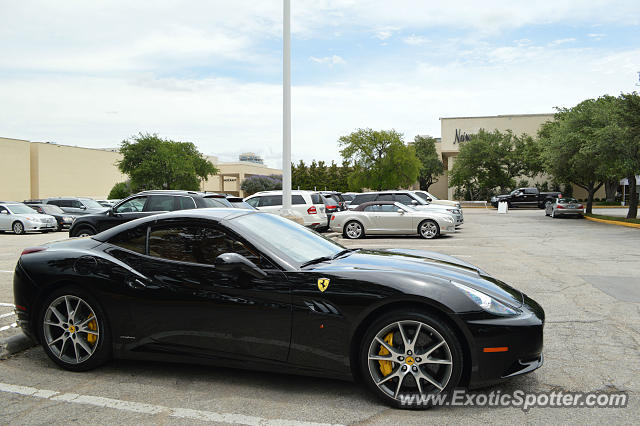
[1,1,639,168]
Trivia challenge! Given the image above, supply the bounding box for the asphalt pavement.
[0,209,638,425]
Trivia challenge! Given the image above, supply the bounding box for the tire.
[359,310,463,409]
[343,221,364,239]
[418,220,440,239]
[12,221,25,235]
[38,286,112,371]
[74,227,96,238]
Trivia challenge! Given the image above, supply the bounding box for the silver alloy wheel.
[13,222,24,234]
[420,221,438,239]
[367,320,453,400]
[345,222,362,239]
[43,295,100,364]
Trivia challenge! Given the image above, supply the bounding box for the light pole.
[282,0,292,212]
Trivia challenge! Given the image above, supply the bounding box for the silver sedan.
[545,197,584,218]
[329,201,456,239]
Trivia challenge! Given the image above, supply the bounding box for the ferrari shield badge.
[317,278,330,292]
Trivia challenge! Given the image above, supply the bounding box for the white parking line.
[0,382,344,426]
[0,311,15,319]
[0,303,14,307]
[0,323,17,332]
[0,270,13,273]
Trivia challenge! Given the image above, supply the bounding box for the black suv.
[69,190,231,237]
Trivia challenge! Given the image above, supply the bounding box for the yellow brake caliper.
[86,313,97,345]
[378,332,394,376]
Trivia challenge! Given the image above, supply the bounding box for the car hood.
[430,200,459,207]
[315,248,523,307]
[12,213,56,220]
[414,204,456,212]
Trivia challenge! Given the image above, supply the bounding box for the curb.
[584,215,640,229]
[0,332,36,360]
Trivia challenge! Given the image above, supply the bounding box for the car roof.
[249,190,318,195]
[352,201,398,211]
[93,208,257,241]
[135,190,224,197]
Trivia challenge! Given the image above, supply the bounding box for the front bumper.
[461,294,545,388]
[440,222,456,234]
[23,221,56,231]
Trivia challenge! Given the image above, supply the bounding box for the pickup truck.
[491,187,561,209]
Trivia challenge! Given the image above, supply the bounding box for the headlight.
[442,216,454,223]
[451,281,519,316]
[447,209,460,214]
[25,217,38,222]
[63,216,74,222]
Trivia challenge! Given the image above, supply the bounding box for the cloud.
[375,30,394,40]
[309,55,347,65]
[403,35,430,46]
[549,38,576,46]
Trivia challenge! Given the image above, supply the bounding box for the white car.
[348,191,463,226]
[330,201,455,239]
[412,190,461,209]
[244,190,327,229]
[0,202,57,234]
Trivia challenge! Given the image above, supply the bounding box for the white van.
[244,190,327,229]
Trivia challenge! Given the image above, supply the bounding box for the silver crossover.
[545,197,584,218]
[330,201,456,239]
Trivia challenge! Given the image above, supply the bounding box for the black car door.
[123,220,291,361]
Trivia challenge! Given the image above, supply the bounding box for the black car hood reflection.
[312,248,523,307]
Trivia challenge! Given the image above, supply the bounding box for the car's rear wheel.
[74,227,95,238]
[344,221,364,239]
[418,220,439,239]
[360,311,463,409]
[12,221,25,235]
[38,287,111,371]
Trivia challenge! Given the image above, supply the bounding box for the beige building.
[428,114,605,201]
[0,137,281,201]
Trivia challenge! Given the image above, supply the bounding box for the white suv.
[244,190,327,229]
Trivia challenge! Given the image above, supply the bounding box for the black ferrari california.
[13,209,544,408]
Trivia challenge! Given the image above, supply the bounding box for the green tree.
[413,135,444,191]
[616,92,640,218]
[339,128,420,191]
[449,129,541,200]
[538,99,615,213]
[240,174,282,196]
[117,133,218,191]
[108,181,132,199]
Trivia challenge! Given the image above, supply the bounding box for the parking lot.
[0,209,638,424]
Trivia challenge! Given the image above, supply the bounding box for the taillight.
[577,204,583,209]
[307,206,317,215]
[21,247,47,256]
[557,205,565,209]
[326,205,337,210]
[331,215,335,220]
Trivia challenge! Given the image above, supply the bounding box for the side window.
[109,225,147,254]
[310,193,322,204]
[415,192,428,201]
[116,197,147,213]
[378,194,394,202]
[145,195,175,212]
[394,194,414,204]
[380,204,398,212]
[148,224,264,266]
[175,196,196,210]
[245,198,259,208]
[0,206,7,214]
[291,195,305,205]
[46,200,59,207]
[261,195,282,207]
[352,194,376,205]
[364,205,381,212]
[524,188,537,194]
[71,200,84,208]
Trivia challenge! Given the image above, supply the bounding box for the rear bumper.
[554,209,583,215]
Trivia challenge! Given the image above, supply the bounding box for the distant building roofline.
[439,113,554,120]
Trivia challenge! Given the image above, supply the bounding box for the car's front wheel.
[343,221,364,239]
[74,227,95,238]
[12,221,25,235]
[418,220,440,239]
[38,287,111,371]
[360,311,463,409]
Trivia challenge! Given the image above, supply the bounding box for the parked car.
[491,188,561,208]
[348,191,463,226]
[23,199,45,206]
[96,200,114,208]
[331,201,455,239]
[224,195,256,210]
[30,204,78,231]
[0,202,57,234]
[69,190,232,237]
[413,190,461,208]
[341,192,358,206]
[13,208,544,409]
[244,190,327,229]
[319,191,347,230]
[545,197,584,218]
[43,197,110,215]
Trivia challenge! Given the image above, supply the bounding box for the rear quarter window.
[352,193,376,205]
[310,193,322,204]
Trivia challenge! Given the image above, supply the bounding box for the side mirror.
[215,253,267,279]
[80,205,87,210]
[397,209,405,214]
[109,207,117,216]
[426,197,432,202]
[411,200,418,205]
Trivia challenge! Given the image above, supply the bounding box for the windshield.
[558,198,578,204]
[42,205,64,214]
[81,199,104,209]
[425,192,439,200]
[6,204,37,214]
[230,201,254,209]
[232,212,344,264]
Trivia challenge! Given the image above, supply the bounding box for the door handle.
[126,276,154,290]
